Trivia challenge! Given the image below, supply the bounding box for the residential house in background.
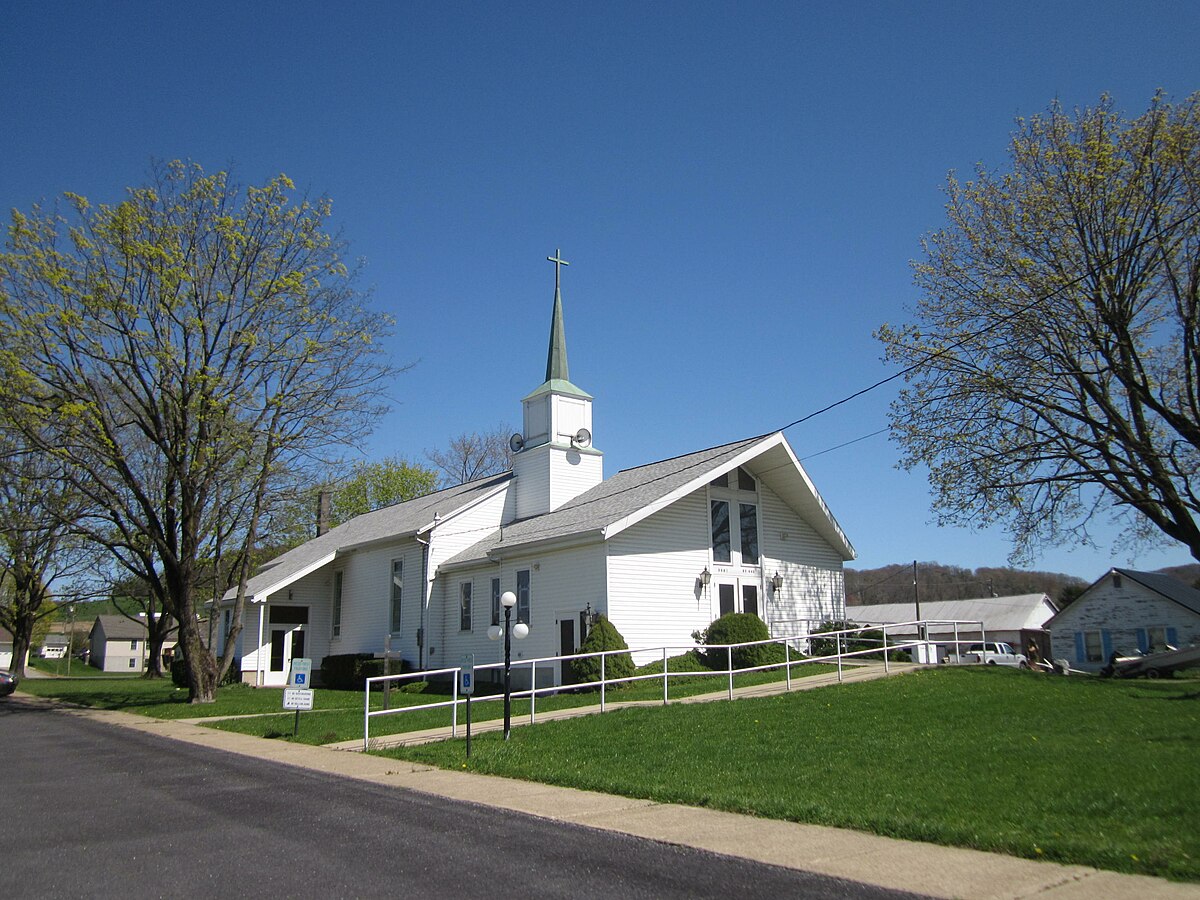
[220,255,855,686]
[89,615,178,673]
[850,593,1059,661]
[1046,569,1200,672]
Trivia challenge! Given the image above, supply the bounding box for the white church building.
[222,256,855,687]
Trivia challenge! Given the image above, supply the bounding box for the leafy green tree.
[261,456,438,552]
[877,93,1200,564]
[0,162,397,701]
[0,427,98,679]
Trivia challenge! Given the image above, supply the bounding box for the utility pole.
[913,561,923,641]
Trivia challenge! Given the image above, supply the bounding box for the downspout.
[416,531,430,669]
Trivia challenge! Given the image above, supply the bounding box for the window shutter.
[1100,630,1113,660]
[1167,627,1179,647]
[1136,629,1149,653]
[1074,632,1085,663]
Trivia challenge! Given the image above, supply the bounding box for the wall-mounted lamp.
[771,571,784,593]
[700,567,711,587]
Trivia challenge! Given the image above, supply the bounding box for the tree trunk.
[178,615,218,703]
[8,611,33,680]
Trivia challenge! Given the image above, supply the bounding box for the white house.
[1046,568,1200,672]
[220,257,856,687]
[89,615,178,673]
[850,593,1059,660]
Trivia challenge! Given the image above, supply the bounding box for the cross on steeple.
[547,249,570,293]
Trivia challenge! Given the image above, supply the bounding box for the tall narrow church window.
[332,570,343,638]
[739,503,759,565]
[391,559,403,633]
[491,577,501,626]
[711,500,731,563]
[459,582,472,631]
[516,569,531,624]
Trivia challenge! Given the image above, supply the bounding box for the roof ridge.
[614,431,776,475]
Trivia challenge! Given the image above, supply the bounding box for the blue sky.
[2,1,1198,580]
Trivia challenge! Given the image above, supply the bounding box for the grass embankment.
[384,667,1200,883]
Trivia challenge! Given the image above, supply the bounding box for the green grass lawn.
[383,667,1200,883]
[17,654,839,743]
[26,656,135,678]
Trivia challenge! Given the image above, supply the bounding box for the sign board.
[283,688,314,711]
[460,653,475,696]
[287,657,312,688]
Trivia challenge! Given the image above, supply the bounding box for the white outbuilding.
[220,255,856,686]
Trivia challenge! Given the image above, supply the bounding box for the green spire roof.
[525,250,592,402]
[545,285,569,382]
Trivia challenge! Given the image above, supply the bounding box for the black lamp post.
[487,590,528,740]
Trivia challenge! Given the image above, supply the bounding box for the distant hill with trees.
[846,562,1200,610]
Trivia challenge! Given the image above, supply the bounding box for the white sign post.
[284,658,315,735]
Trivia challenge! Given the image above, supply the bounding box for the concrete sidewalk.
[15,691,1197,900]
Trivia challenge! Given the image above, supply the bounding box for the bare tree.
[877,93,1200,564]
[426,425,516,486]
[0,162,398,701]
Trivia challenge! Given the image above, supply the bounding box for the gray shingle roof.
[850,594,1057,632]
[1116,568,1200,616]
[92,615,155,641]
[442,435,769,566]
[234,473,512,602]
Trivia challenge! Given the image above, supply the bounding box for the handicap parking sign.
[294,672,307,685]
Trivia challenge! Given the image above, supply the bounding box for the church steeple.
[545,259,569,383]
[511,249,603,518]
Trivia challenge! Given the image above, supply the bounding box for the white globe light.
[513,622,529,639]
[501,590,517,609]
[487,625,502,641]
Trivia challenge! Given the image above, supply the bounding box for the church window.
[737,467,757,492]
[709,472,729,488]
[516,569,531,624]
[739,503,759,564]
[491,577,501,626]
[390,559,403,633]
[459,581,472,631]
[710,500,731,563]
[332,570,343,638]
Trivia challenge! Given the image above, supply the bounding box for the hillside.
[846,561,1200,608]
[846,563,1089,608]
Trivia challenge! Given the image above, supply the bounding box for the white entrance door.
[264,626,306,687]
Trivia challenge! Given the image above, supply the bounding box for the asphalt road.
[0,697,930,899]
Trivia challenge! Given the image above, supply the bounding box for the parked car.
[962,642,1029,668]
[0,671,16,697]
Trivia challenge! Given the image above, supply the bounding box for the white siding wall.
[759,483,846,633]
[607,483,847,665]
[431,544,607,685]
[512,444,602,517]
[1049,576,1200,671]
[607,490,713,663]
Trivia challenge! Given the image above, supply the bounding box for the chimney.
[316,490,332,537]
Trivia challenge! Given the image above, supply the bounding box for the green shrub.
[320,653,379,690]
[170,655,241,688]
[808,620,898,659]
[693,613,787,670]
[568,615,635,686]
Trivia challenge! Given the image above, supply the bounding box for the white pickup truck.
[961,641,1029,668]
